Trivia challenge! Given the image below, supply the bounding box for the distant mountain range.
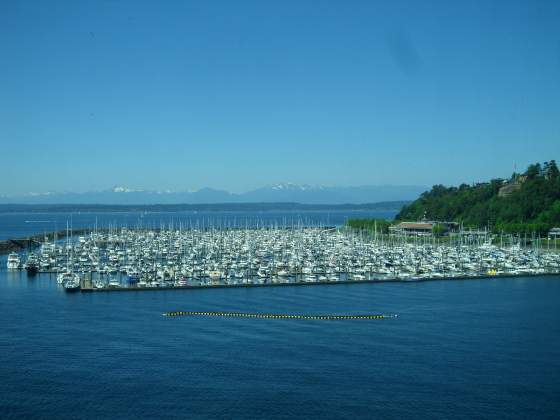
[0,202,411,214]
[0,183,426,205]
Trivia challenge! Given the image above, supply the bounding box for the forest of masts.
[7,218,559,290]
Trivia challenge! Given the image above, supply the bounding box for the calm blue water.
[0,210,396,240]
[1,212,560,419]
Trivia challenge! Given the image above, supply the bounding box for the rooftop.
[394,222,434,230]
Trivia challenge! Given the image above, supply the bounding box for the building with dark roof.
[549,227,560,239]
[390,222,434,236]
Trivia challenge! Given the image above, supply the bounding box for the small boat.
[57,271,76,285]
[127,273,140,286]
[64,279,80,292]
[108,278,121,288]
[25,254,39,276]
[7,253,21,269]
[208,270,223,280]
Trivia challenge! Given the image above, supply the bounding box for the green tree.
[432,224,446,237]
[396,160,560,235]
[346,219,392,234]
[545,160,559,180]
[526,164,540,179]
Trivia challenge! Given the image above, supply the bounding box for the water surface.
[1,263,559,419]
[0,210,396,240]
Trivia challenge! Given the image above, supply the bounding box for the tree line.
[395,160,560,235]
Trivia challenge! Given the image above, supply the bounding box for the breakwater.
[0,229,97,255]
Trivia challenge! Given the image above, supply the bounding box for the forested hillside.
[396,161,560,234]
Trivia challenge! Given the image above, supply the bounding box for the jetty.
[0,229,96,255]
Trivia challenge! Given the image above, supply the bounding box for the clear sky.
[1,0,559,195]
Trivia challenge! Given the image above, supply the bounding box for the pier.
[75,271,560,292]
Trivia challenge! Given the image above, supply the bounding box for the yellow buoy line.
[163,311,398,320]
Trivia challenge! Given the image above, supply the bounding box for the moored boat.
[25,254,39,276]
[7,253,21,269]
[64,278,81,292]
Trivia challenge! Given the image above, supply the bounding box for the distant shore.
[0,201,408,213]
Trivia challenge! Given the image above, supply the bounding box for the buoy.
[162,311,397,320]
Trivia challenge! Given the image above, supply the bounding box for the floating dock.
[77,271,560,292]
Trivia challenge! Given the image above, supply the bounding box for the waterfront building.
[390,222,434,236]
[548,227,560,240]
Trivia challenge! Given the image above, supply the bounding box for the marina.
[5,225,560,292]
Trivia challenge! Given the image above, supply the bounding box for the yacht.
[108,278,121,288]
[25,254,39,276]
[64,278,80,292]
[57,271,75,285]
[7,253,21,269]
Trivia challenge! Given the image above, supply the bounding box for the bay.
[1,211,559,419]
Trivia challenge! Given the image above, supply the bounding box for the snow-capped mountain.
[0,184,426,205]
[241,184,425,204]
[268,183,320,191]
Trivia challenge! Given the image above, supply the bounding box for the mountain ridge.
[0,184,426,205]
[0,201,410,214]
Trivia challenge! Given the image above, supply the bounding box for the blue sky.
[1,0,559,194]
